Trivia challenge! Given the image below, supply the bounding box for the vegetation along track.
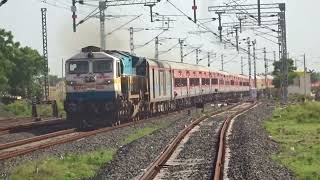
[139,102,256,180]
[0,117,64,135]
[0,107,201,161]
[0,99,243,160]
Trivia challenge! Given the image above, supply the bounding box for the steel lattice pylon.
[41,8,49,101]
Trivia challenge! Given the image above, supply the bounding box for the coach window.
[163,71,166,96]
[190,78,200,86]
[116,62,121,77]
[231,80,235,85]
[212,78,218,85]
[219,79,224,85]
[152,69,155,98]
[175,78,187,87]
[202,78,210,85]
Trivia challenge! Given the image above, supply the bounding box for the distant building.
[288,71,311,95]
[312,81,320,88]
[256,75,274,89]
[49,80,65,100]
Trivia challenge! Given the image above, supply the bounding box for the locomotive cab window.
[68,61,89,74]
[93,60,113,73]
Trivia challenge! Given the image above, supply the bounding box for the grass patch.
[265,102,320,180]
[10,149,116,180]
[10,121,169,179]
[4,100,66,118]
[121,122,169,145]
[0,102,14,118]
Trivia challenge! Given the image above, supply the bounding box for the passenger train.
[64,46,273,127]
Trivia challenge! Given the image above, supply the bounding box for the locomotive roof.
[67,51,119,61]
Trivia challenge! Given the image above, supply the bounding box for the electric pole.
[235,27,239,52]
[247,37,252,89]
[257,0,261,26]
[129,27,134,54]
[264,47,268,89]
[61,58,64,79]
[192,0,197,23]
[71,0,77,32]
[221,54,224,71]
[179,38,184,63]
[279,3,288,102]
[216,11,225,42]
[252,39,257,88]
[41,8,49,101]
[99,1,106,50]
[196,48,200,65]
[304,53,307,96]
[155,36,159,61]
[241,56,244,75]
[208,52,210,67]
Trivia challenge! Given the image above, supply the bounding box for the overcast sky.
[0,0,319,76]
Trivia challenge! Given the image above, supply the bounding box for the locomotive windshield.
[68,61,89,74]
[93,60,113,73]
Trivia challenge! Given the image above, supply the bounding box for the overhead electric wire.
[159,42,180,55]
[135,30,167,49]
[106,14,143,36]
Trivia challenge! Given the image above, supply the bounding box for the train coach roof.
[146,59,212,72]
[146,59,171,69]
[236,74,249,79]
[216,71,230,76]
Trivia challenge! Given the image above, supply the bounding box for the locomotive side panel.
[147,60,172,102]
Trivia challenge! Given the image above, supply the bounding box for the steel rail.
[139,103,240,180]
[0,107,195,160]
[0,98,244,161]
[213,102,257,180]
[0,128,76,150]
[0,118,64,135]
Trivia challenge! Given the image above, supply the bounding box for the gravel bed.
[0,123,71,144]
[92,105,229,180]
[157,115,225,180]
[227,103,293,180]
[0,104,220,179]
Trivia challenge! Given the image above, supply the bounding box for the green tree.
[49,75,63,86]
[310,71,320,83]
[272,59,297,88]
[0,29,15,94]
[0,28,45,98]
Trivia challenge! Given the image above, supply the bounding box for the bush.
[4,99,66,117]
[4,100,31,117]
[265,102,320,179]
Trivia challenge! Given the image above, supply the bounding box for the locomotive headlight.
[105,79,114,85]
[66,81,76,85]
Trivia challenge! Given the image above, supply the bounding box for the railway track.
[0,107,193,160]
[0,100,243,161]
[139,102,257,180]
[0,117,65,135]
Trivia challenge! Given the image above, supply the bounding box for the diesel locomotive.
[64,46,273,127]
